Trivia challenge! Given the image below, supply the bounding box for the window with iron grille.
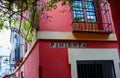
[72,0,112,33]
[73,0,96,22]
[77,60,116,78]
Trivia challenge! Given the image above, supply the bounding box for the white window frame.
[68,48,120,78]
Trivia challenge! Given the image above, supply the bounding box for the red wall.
[109,0,120,49]
[24,42,39,78]
[22,1,120,78]
[109,0,120,37]
[22,40,118,78]
[39,40,118,78]
[39,41,71,78]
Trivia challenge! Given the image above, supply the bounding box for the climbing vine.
[0,0,71,42]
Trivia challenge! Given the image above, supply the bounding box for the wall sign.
[50,42,87,48]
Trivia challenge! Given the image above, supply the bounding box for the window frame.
[68,49,120,78]
[72,0,97,23]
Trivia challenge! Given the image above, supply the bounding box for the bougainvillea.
[0,0,71,42]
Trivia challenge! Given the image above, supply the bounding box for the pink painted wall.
[17,70,20,78]
[39,2,72,32]
[24,42,39,78]
[39,2,115,33]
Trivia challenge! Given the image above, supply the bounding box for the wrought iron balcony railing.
[72,21,112,33]
[72,0,112,34]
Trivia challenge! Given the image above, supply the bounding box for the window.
[72,0,112,33]
[77,60,116,78]
[0,57,2,72]
[73,0,96,22]
[21,71,24,78]
[0,62,1,72]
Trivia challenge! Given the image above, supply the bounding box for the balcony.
[72,22,112,34]
[72,0,112,34]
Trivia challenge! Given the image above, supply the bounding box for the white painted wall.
[0,57,10,77]
[0,47,10,57]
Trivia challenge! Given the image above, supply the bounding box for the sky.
[0,29,11,56]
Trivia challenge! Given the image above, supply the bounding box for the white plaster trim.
[37,31,117,41]
[68,48,120,78]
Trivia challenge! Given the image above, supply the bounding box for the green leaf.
[26,33,33,42]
